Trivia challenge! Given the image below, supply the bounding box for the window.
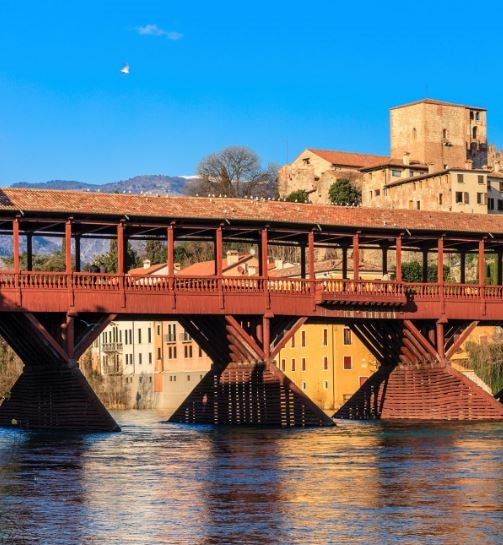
[457,174,464,184]
[473,126,477,139]
[184,345,193,358]
[478,175,484,185]
[301,331,306,347]
[148,352,152,364]
[391,169,401,177]
[416,201,421,210]
[343,356,352,370]
[281,359,286,371]
[499,182,503,192]
[498,199,503,211]
[187,375,191,381]
[291,335,295,348]
[302,157,310,165]
[301,358,306,371]
[477,193,487,205]
[343,328,352,345]
[375,189,381,197]
[369,190,373,199]
[464,192,470,204]
[439,193,443,205]
[455,192,463,204]
[157,348,161,360]
[157,325,161,336]
[470,111,474,120]
[138,353,142,365]
[323,381,329,390]
[323,356,328,370]
[442,128,448,139]
[301,382,307,390]
[138,329,142,344]
[476,112,480,121]
[413,127,417,140]
[148,328,152,343]
[489,198,495,210]
[323,329,328,346]
[291,358,296,372]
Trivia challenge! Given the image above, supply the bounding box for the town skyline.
[2,0,503,185]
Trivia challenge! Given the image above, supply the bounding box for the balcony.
[102,342,123,352]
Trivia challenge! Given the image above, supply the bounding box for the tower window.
[472,126,478,139]
[476,112,480,121]
[413,127,417,140]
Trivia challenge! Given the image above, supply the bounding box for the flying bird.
[120,63,130,75]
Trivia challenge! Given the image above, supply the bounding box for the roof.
[361,159,428,172]
[3,187,503,236]
[270,258,381,278]
[390,98,486,111]
[307,149,388,168]
[385,168,492,188]
[129,263,166,275]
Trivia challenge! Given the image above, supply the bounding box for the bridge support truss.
[0,312,120,431]
[169,314,334,427]
[334,319,503,421]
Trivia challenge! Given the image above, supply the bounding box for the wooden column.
[65,219,72,273]
[308,230,315,279]
[437,236,444,285]
[263,315,271,361]
[167,224,175,276]
[26,233,33,271]
[353,233,359,281]
[436,321,445,360]
[497,250,503,285]
[12,217,20,273]
[422,249,428,282]
[342,246,348,279]
[300,245,306,278]
[460,251,466,284]
[381,243,388,276]
[117,222,125,275]
[75,235,81,272]
[261,227,269,278]
[215,226,223,277]
[479,239,485,286]
[395,235,402,282]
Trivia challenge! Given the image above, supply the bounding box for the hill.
[11,175,189,195]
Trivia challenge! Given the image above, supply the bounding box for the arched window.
[472,126,478,139]
[413,127,417,140]
[442,129,448,139]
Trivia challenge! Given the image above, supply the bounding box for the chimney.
[274,258,284,270]
[174,263,181,272]
[143,259,151,269]
[226,250,239,266]
[465,159,473,170]
[402,152,410,166]
[247,264,257,276]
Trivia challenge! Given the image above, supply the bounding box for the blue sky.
[1,0,503,185]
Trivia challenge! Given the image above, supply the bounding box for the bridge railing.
[2,271,503,305]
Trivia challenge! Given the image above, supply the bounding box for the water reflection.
[0,413,502,545]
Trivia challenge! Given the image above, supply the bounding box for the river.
[0,411,502,545]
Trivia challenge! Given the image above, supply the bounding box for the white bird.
[120,63,130,75]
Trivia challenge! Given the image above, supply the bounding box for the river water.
[0,411,502,545]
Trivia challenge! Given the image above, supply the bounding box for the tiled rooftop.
[1,187,503,236]
[307,149,388,168]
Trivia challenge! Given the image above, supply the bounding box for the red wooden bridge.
[0,188,502,430]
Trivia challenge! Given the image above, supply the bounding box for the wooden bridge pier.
[169,314,334,427]
[334,319,503,421]
[0,312,120,431]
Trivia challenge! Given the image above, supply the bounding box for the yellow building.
[277,323,376,411]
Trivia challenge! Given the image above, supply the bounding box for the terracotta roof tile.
[308,149,388,168]
[390,98,486,111]
[2,187,503,236]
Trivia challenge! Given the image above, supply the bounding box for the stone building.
[280,98,503,211]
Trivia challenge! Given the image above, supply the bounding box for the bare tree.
[189,146,277,198]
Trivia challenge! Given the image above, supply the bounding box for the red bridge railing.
[0,272,501,305]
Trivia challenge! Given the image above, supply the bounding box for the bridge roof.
[0,187,502,237]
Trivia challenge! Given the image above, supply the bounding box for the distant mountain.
[10,175,191,195]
